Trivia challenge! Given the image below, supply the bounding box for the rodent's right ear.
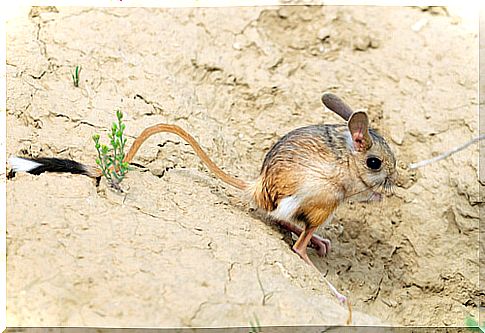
[348,111,373,152]
[321,92,353,121]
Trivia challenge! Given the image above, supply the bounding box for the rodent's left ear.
[348,111,373,152]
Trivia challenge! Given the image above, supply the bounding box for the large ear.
[321,92,353,121]
[348,111,372,151]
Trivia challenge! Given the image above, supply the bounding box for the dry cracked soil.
[5,4,482,329]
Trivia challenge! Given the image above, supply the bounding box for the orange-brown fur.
[252,124,350,227]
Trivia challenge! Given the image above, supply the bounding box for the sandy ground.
[6,5,481,328]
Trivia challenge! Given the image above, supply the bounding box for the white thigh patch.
[270,196,301,221]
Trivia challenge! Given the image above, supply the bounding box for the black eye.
[366,157,382,170]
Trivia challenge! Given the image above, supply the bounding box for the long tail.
[8,123,247,190]
[123,124,247,190]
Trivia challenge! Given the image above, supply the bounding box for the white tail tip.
[8,156,42,172]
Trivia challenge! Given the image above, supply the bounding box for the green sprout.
[71,65,81,87]
[92,110,129,190]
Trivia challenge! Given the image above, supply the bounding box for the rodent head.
[346,111,397,200]
[321,92,397,200]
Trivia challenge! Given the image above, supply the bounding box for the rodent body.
[254,125,353,216]
[251,120,396,264]
[254,123,396,220]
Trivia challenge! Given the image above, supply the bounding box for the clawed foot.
[309,234,331,256]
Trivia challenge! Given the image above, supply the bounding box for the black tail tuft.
[9,156,89,176]
[28,157,87,175]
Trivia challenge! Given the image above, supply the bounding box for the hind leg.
[292,225,319,266]
[275,219,331,256]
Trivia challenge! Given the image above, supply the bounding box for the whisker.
[343,180,382,201]
[342,175,397,202]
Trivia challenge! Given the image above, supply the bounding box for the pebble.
[317,27,331,40]
[277,7,290,19]
[353,36,371,51]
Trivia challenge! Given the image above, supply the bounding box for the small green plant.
[71,65,81,87]
[249,313,262,333]
[465,316,484,332]
[93,110,129,190]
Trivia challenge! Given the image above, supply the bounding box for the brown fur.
[252,125,350,225]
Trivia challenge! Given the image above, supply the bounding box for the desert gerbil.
[9,92,397,270]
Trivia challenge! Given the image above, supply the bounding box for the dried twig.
[409,134,485,170]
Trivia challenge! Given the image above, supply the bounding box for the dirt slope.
[6,5,480,327]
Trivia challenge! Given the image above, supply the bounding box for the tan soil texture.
[6,5,481,328]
